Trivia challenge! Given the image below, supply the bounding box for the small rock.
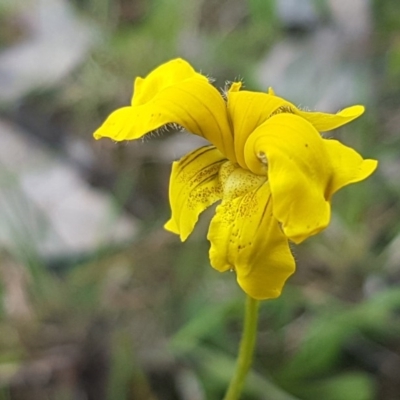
[276,0,319,32]
[0,0,96,107]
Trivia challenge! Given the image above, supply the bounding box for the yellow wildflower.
[94,58,377,300]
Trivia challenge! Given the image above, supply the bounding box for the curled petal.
[208,179,295,300]
[94,59,236,161]
[227,87,365,169]
[244,113,332,244]
[164,146,227,241]
[323,139,378,199]
[227,89,290,169]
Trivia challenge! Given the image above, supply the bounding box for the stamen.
[257,151,268,166]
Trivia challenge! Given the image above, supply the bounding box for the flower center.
[219,162,267,201]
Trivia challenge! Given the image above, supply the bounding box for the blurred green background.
[0,0,399,399]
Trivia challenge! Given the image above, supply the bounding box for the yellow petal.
[227,90,290,169]
[93,107,135,140]
[227,88,364,169]
[295,105,365,132]
[323,139,378,198]
[94,59,236,161]
[207,172,295,300]
[263,86,365,131]
[132,58,200,106]
[164,146,227,241]
[244,113,332,244]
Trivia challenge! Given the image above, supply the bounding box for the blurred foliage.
[0,0,400,399]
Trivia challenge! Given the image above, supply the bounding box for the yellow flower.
[94,58,378,300]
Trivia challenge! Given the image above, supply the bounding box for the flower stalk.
[224,295,260,400]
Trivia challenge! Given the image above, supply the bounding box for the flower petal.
[266,87,365,131]
[295,105,365,132]
[227,89,290,169]
[93,107,136,141]
[164,146,227,241]
[244,113,332,244]
[94,59,236,161]
[227,87,365,169]
[323,139,378,198]
[207,174,295,300]
[131,58,200,106]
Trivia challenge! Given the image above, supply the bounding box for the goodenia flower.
[94,58,377,300]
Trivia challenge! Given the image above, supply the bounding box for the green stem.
[224,295,260,400]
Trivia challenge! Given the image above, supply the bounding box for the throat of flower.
[219,162,267,201]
